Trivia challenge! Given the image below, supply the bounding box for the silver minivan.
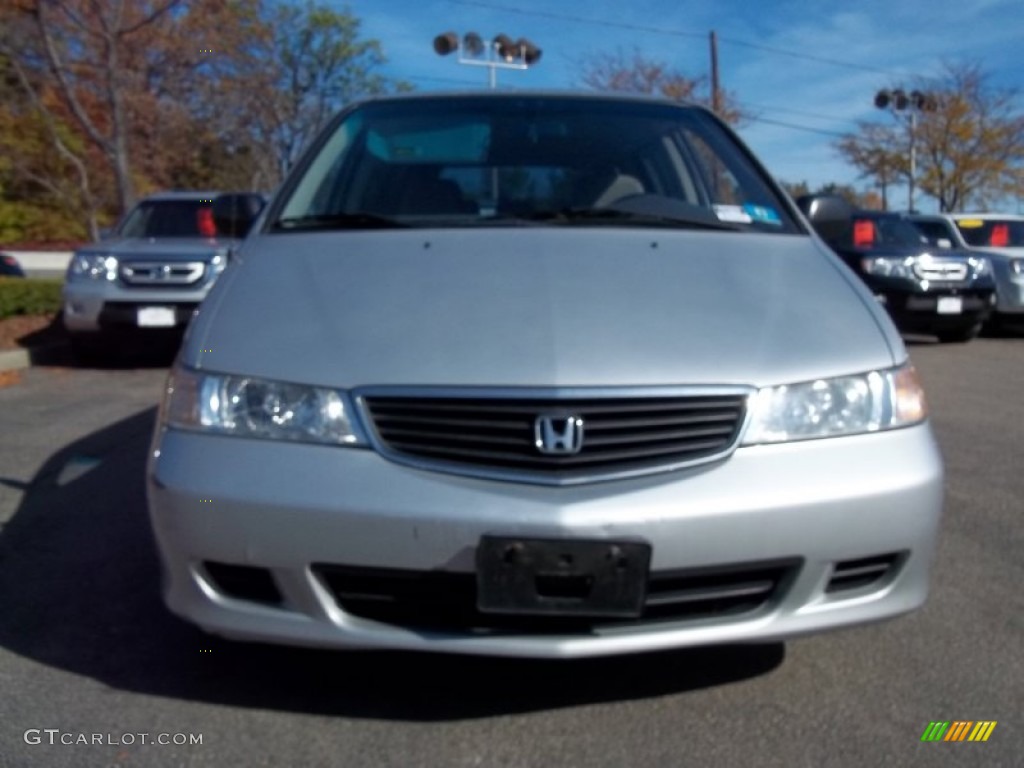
[147,92,943,658]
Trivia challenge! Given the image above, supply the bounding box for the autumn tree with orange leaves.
[837,62,1024,212]
[0,0,405,243]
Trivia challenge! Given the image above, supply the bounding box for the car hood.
[189,229,900,389]
[849,244,977,260]
[964,245,1024,260]
[76,238,233,261]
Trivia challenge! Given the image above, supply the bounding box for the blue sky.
[344,0,1024,212]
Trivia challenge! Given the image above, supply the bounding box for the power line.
[720,38,900,77]
[445,0,910,78]
[445,0,705,40]
[746,116,850,138]
[743,101,863,125]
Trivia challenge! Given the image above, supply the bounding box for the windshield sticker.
[743,203,782,226]
[956,219,984,228]
[714,205,753,223]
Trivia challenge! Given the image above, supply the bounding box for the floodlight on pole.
[874,86,937,212]
[433,31,542,89]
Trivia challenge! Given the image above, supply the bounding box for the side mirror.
[212,193,265,239]
[795,194,855,244]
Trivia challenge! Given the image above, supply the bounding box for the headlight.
[742,364,927,445]
[968,256,991,276]
[1011,259,1023,276]
[162,367,365,445]
[210,250,230,275]
[861,257,915,278]
[68,253,118,281]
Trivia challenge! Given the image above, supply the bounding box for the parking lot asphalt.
[0,338,1020,767]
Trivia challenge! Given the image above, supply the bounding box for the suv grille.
[361,390,749,484]
[913,259,968,281]
[121,261,205,286]
[313,559,797,634]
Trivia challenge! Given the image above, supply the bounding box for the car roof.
[139,190,224,203]
[350,88,706,111]
[947,212,1024,221]
[909,212,1024,221]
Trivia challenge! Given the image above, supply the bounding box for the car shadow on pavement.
[0,409,784,722]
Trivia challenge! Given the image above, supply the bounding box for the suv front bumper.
[63,279,211,333]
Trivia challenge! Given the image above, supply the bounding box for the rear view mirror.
[936,238,952,249]
[212,193,266,239]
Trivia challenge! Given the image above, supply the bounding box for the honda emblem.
[534,415,585,455]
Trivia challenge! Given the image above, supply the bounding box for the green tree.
[216,1,410,187]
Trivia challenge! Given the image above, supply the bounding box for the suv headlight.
[68,254,118,281]
[210,250,230,276]
[861,257,915,278]
[162,367,365,445]
[742,364,927,445]
[968,256,991,277]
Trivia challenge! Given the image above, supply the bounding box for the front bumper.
[147,422,944,658]
[872,288,993,333]
[62,280,210,333]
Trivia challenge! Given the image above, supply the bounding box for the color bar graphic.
[921,721,996,742]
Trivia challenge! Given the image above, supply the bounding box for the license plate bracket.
[476,535,651,618]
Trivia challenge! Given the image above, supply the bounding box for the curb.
[0,342,70,373]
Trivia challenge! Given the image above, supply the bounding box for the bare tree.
[835,123,904,211]
[576,47,746,125]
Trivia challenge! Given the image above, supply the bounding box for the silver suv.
[62,190,264,359]
[908,212,1024,329]
[147,93,943,658]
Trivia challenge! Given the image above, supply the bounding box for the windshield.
[848,215,928,249]
[955,218,1024,248]
[273,95,799,234]
[119,200,217,238]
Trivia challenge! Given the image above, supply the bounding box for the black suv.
[799,196,995,342]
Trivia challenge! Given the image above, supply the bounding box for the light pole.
[433,31,542,89]
[874,88,937,212]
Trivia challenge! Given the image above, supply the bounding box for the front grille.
[361,391,749,484]
[313,559,798,634]
[913,260,968,281]
[121,261,205,286]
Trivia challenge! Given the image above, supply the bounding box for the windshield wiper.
[273,212,407,231]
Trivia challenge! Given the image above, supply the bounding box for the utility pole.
[709,30,721,116]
